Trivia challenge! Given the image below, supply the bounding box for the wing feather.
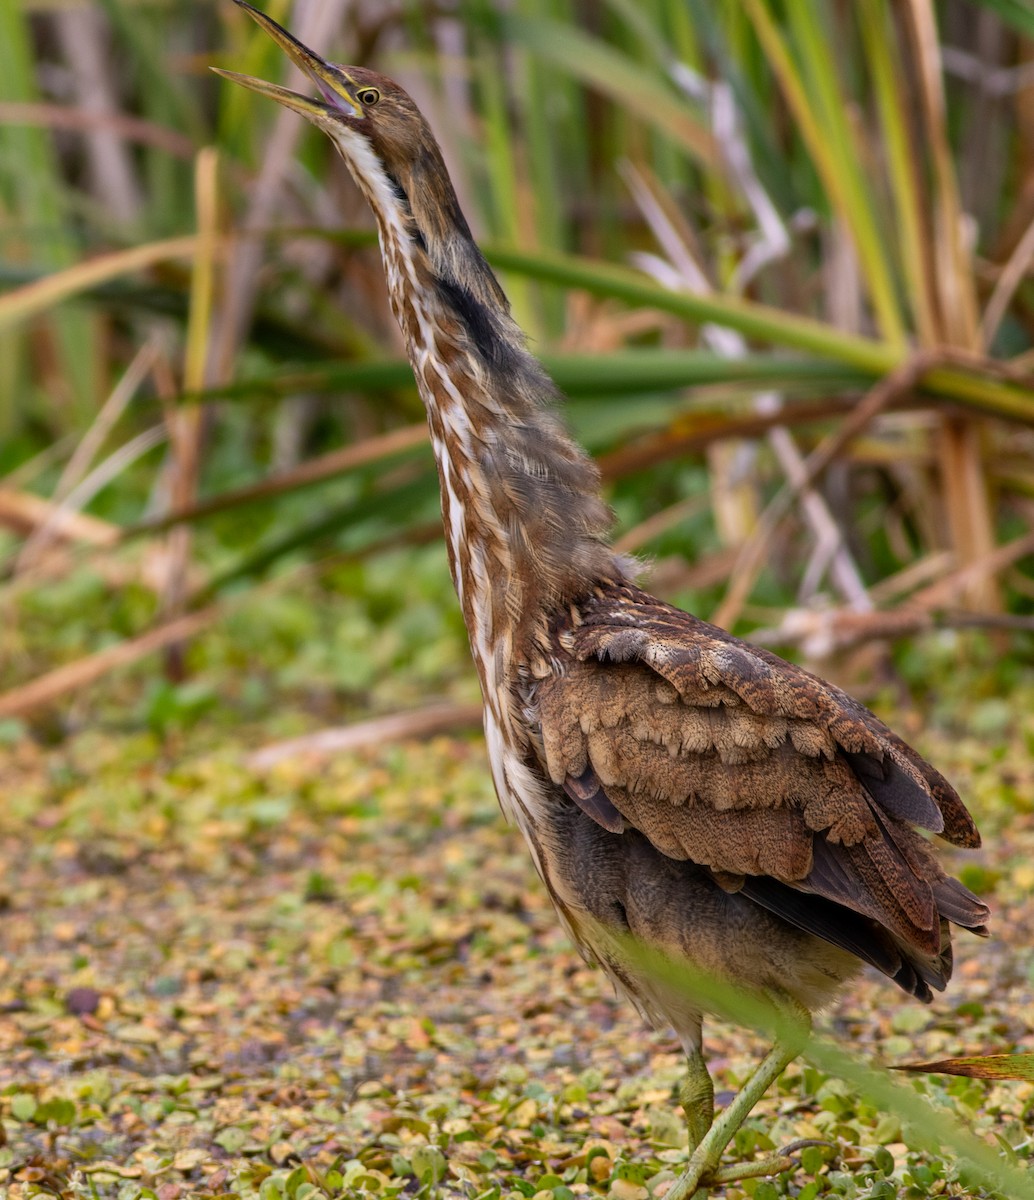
[532,583,989,990]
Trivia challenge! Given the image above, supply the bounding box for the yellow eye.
[357,88,380,106]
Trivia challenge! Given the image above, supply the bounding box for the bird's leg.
[664,1038,804,1200]
[678,1047,714,1152]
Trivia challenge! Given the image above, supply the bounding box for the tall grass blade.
[859,0,940,345]
[188,350,870,407]
[906,0,999,610]
[0,237,199,333]
[0,0,98,422]
[159,147,222,672]
[744,0,906,346]
[969,0,1034,38]
[486,246,1034,419]
[502,13,717,166]
[896,1053,1034,1081]
[622,935,1034,1200]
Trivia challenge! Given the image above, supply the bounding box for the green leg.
[677,1049,715,1200]
[664,1039,802,1200]
[678,1048,714,1152]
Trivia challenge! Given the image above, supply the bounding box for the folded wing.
[529,585,989,1000]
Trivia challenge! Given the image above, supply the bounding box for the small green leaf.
[34,1097,75,1126]
[873,1115,901,1145]
[890,1007,929,1035]
[870,1145,895,1176]
[800,1144,827,1174]
[10,1094,36,1122]
[612,1160,649,1184]
[410,1145,446,1185]
[215,1125,249,1153]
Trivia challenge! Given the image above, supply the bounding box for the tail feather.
[932,876,990,934]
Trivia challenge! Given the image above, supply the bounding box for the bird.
[216,6,991,1194]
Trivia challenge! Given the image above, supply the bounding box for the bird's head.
[215,0,510,314]
[214,0,474,258]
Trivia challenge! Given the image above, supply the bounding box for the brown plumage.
[219,9,990,1191]
[529,584,986,1012]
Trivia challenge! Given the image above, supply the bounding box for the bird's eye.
[357,88,380,106]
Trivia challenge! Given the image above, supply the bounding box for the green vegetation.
[2,0,1034,1196]
[1,682,1033,1199]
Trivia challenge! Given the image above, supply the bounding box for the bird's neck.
[368,181,625,697]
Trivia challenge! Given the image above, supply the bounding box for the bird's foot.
[663,1041,807,1200]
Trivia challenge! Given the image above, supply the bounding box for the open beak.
[212,0,361,121]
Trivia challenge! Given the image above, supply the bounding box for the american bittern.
[217,8,990,1194]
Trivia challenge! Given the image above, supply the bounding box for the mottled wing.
[531,585,988,990]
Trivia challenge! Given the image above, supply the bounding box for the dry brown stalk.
[797,352,946,488]
[751,605,1034,656]
[750,526,1034,655]
[246,702,485,769]
[159,149,222,679]
[713,342,1029,632]
[903,0,999,612]
[0,488,119,547]
[613,495,710,555]
[0,102,196,159]
[0,606,220,720]
[596,397,876,481]
[125,423,428,538]
[910,529,1034,610]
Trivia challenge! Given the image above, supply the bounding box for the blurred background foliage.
[2,0,1034,744]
